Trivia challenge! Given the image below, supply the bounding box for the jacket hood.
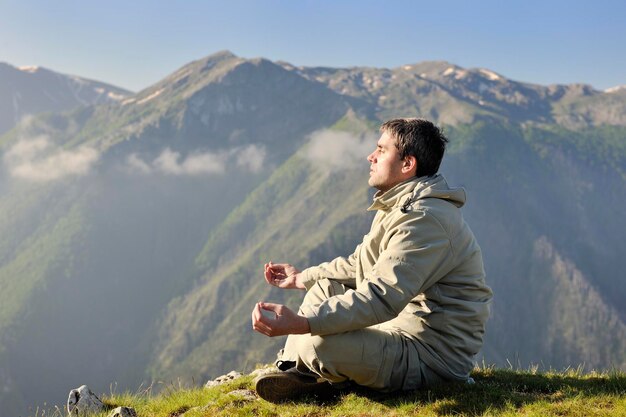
[368,174,466,212]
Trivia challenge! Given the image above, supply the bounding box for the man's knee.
[308,333,348,360]
[280,328,351,368]
[293,331,392,388]
[292,333,331,361]
[290,333,351,383]
[295,332,364,369]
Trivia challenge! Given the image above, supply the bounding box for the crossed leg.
[278,278,434,392]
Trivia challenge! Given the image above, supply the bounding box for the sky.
[0,0,624,92]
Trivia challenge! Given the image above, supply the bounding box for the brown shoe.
[254,368,334,403]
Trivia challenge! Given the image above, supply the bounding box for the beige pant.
[279,279,443,391]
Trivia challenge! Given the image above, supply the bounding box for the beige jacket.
[299,174,493,381]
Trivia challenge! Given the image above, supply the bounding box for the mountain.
[0,62,132,136]
[0,51,624,415]
[0,51,350,416]
[283,60,626,128]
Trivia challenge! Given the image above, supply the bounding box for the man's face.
[367,131,408,192]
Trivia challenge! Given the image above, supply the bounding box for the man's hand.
[251,302,310,337]
[264,262,306,290]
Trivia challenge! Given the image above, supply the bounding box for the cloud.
[126,144,267,176]
[3,136,100,182]
[302,130,375,171]
[4,136,50,160]
[126,153,152,174]
[235,144,266,173]
[153,148,227,176]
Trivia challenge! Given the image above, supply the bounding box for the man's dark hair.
[381,118,448,177]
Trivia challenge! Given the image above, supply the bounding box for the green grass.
[32,367,626,417]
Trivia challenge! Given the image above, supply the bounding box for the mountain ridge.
[0,62,132,136]
[280,58,623,128]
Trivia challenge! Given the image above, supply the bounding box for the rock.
[205,370,243,387]
[227,389,257,401]
[67,385,105,415]
[249,366,278,378]
[107,407,137,417]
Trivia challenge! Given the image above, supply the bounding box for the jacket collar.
[367,174,466,212]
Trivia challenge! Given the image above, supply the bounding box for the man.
[251,118,492,403]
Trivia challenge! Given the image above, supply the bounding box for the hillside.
[0,51,624,415]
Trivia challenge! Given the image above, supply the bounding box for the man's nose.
[367,152,375,162]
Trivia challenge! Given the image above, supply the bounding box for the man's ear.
[402,155,417,176]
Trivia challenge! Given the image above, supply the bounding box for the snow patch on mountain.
[122,97,137,105]
[443,67,468,79]
[137,89,164,105]
[478,69,502,81]
[443,67,455,76]
[18,65,40,73]
[605,85,626,94]
[107,91,127,101]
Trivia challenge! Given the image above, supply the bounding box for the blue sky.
[0,0,624,92]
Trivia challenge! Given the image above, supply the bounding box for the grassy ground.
[35,367,626,417]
